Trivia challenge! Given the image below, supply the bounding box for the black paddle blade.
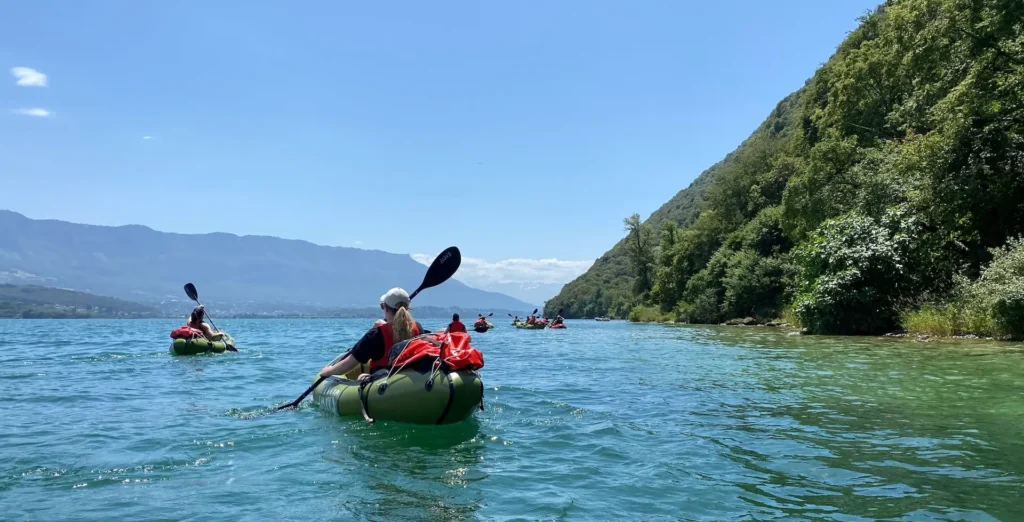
[409,246,461,300]
[184,283,199,301]
[532,308,538,315]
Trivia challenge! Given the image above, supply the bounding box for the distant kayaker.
[188,305,224,341]
[552,314,564,326]
[446,313,467,334]
[318,287,429,379]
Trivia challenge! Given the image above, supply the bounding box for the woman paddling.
[318,287,429,379]
[187,305,224,341]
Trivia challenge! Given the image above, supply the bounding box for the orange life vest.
[370,322,422,372]
[449,320,467,333]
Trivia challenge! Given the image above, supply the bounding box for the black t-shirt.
[349,321,428,364]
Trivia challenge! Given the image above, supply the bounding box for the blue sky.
[1,1,879,288]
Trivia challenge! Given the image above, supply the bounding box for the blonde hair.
[388,303,416,344]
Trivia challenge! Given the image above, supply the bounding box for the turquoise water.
[2,319,1023,521]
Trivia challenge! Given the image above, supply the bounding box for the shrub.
[902,237,1024,340]
[793,208,923,334]
[628,305,671,323]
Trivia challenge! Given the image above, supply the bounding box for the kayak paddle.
[274,245,462,411]
[184,283,237,351]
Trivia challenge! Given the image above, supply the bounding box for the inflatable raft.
[170,332,236,355]
[549,323,566,329]
[473,322,493,333]
[514,322,547,330]
[312,366,483,424]
[312,332,485,424]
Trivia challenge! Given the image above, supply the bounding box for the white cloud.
[13,108,52,117]
[411,254,593,286]
[354,240,364,246]
[142,136,153,140]
[11,67,47,87]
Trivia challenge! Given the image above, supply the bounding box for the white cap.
[380,287,411,309]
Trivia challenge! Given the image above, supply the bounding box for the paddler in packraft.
[445,313,467,334]
[318,287,429,379]
[188,305,225,341]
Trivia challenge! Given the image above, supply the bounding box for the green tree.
[623,213,655,296]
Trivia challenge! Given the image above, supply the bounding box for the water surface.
[2,319,1022,520]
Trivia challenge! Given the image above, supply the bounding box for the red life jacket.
[370,322,422,372]
[449,320,467,333]
[390,332,485,372]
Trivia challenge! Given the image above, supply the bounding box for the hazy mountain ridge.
[0,210,534,312]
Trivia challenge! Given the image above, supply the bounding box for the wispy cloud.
[411,254,593,285]
[142,136,153,140]
[13,108,53,117]
[354,240,364,246]
[11,67,47,87]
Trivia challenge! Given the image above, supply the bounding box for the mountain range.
[0,210,535,314]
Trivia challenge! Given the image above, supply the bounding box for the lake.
[1,319,1022,520]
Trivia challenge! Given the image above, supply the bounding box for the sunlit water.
[1,319,1022,521]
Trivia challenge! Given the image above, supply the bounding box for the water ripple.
[1,319,1022,520]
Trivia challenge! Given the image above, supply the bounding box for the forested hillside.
[547,0,1024,338]
[0,284,160,318]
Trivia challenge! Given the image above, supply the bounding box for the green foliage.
[627,305,672,323]
[968,237,1024,339]
[549,0,1024,335]
[793,209,925,334]
[722,251,797,320]
[903,237,1024,339]
[623,213,656,296]
[901,301,993,338]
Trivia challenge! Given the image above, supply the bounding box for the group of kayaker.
[182,284,561,380]
[511,313,565,327]
[183,287,438,380]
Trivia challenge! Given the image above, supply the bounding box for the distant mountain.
[0,284,160,318]
[473,282,565,308]
[0,210,535,313]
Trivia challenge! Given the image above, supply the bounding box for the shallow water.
[1,319,1022,521]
